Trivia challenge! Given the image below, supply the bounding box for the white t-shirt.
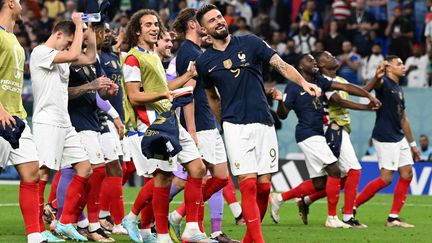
[405,55,429,88]
[30,45,72,127]
[361,54,384,80]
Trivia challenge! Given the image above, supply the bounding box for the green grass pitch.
[0,185,430,242]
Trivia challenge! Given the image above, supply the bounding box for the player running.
[0,1,44,242]
[30,14,96,241]
[354,55,421,227]
[195,4,321,242]
[269,53,380,228]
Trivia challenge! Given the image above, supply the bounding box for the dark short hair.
[124,9,166,47]
[172,8,197,35]
[384,55,399,63]
[314,51,326,63]
[295,53,311,70]
[196,4,218,25]
[52,21,76,36]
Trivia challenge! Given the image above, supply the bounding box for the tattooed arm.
[269,54,321,97]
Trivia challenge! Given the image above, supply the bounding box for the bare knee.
[184,159,206,178]
[16,162,40,183]
[153,171,172,188]
[325,162,341,178]
[312,177,327,191]
[380,169,394,184]
[73,160,93,178]
[398,165,413,180]
[106,160,123,177]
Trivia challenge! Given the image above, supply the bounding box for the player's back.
[196,35,274,125]
[30,44,71,127]
[101,51,124,121]
[0,29,26,118]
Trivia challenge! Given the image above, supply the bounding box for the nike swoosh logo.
[247,218,258,223]
[74,68,81,72]
[104,61,110,65]
[208,66,217,72]
[270,164,277,168]
[300,92,307,95]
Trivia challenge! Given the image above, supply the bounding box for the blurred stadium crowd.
[14,0,432,88]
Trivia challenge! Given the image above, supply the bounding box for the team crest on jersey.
[112,60,118,69]
[238,52,246,62]
[223,59,232,69]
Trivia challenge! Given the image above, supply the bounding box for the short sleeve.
[282,83,296,109]
[196,58,214,89]
[247,35,277,63]
[35,46,59,70]
[123,55,141,82]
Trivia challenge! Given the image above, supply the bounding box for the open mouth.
[216,25,225,31]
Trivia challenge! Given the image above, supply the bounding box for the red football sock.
[256,182,271,221]
[343,169,361,214]
[184,177,203,223]
[243,227,252,243]
[103,176,124,225]
[202,177,229,201]
[355,177,387,208]
[152,186,170,234]
[131,178,154,215]
[48,171,61,204]
[38,180,47,232]
[86,166,105,223]
[175,202,186,217]
[198,199,205,233]
[223,177,238,204]
[239,178,264,243]
[390,177,411,215]
[60,175,89,224]
[99,180,110,212]
[20,181,40,234]
[308,190,326,203]
[140,203,153,229]
[340,177,347,190]
[281,179,317,201]
[326,176,341,216]
[122,161,136,185]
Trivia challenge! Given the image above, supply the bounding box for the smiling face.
[138,14,160,46]
[156,31,173,59]
[299,54,319,75]
[200,9,229,40]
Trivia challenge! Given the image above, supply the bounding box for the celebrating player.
[269,53,380,228]
[121,9,209,242]
[195,4,321,242]
[354,55,421,227]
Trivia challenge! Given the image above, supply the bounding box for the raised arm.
[53,13,85,64]
[329,92,377,110]
[331,82,381,108]
[205,87,222,123]
[72,25,97,66]
[363,61,387,92]
[401,111,421,161]
[269,54,321,97]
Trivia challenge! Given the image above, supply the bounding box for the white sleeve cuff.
[107,107,119,119]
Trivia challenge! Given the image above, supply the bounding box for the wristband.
[107,107,119,119]
[409,141,417,147]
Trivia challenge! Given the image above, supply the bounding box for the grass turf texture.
[0,185,430,242]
